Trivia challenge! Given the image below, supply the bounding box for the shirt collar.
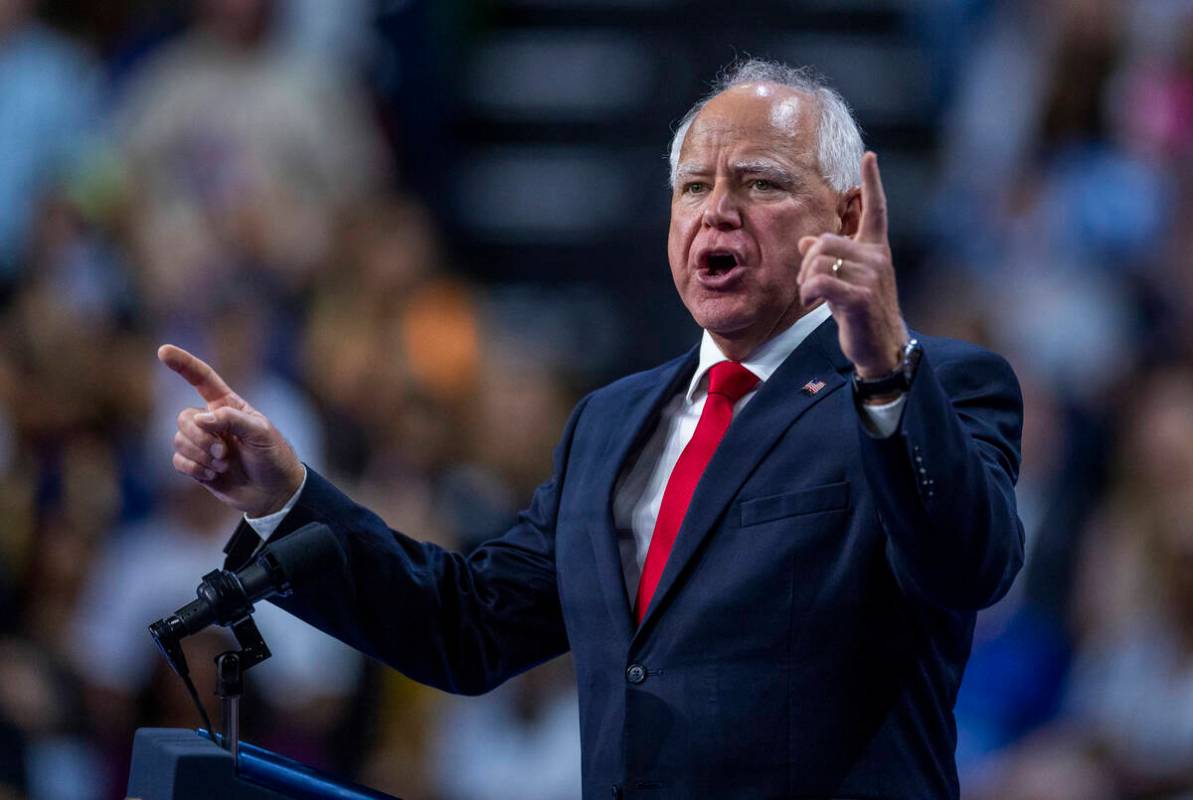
[685,303,832,404]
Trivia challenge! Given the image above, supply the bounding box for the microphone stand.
[213,616,271,765]
[150,597,272,771]
[138,526,402,798]
[148,524,341,771]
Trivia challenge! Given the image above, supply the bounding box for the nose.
[702,182,741,230]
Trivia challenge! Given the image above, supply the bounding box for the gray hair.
[667,58,864,193]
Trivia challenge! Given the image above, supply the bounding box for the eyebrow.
[673,161,796,182]
[730,160,795,182]
[674,163,708,181]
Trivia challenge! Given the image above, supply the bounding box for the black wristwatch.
[852,338,923,401]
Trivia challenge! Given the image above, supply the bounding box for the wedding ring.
[832,257,844,275]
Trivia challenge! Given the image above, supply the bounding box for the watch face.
[903,340,923,382]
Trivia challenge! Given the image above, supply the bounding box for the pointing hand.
[797,151,908,380]
[158,344,305,517]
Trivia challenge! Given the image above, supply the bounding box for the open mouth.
[704,252,739,274]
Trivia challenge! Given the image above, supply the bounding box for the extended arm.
[261,460,573,695]
[160,343,576,695]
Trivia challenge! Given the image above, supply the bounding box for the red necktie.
[634,360,759,624]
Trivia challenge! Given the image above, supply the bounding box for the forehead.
[679,83,816,165]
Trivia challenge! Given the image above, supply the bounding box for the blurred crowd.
[0,0,1191,798]
[0,0,581,797]
[919,2,1193,798]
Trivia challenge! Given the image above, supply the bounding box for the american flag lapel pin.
[802,378,827,396]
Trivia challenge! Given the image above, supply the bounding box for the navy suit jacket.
[234,317,1024,799]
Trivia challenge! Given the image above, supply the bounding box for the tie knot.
[708,361,759,403]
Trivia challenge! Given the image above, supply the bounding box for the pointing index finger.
[857,151,888,244]
[157,344,236,406]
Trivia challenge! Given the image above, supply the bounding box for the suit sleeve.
[857,346,1025,610]
[242,397,590,696]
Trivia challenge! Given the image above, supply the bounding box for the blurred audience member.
[0,0,100,282]
[971,368,1193,799]
[114,0,388,319]
[429,657,581,800]
[0,636,102,800]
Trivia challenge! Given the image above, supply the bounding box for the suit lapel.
[589,347,700,641]
[634,317,852,635]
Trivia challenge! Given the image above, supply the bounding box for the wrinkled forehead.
[679,84,817,163]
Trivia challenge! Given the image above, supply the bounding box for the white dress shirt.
[249,306,907,592]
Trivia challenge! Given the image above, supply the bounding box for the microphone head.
[260,522,344,590]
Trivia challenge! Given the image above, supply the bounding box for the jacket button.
[626,664,647,684]
[611,784,623,799]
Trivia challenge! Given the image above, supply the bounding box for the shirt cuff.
[244,467,308,541]
[859,395,907,439]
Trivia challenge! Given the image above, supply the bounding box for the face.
[667,84,856,358]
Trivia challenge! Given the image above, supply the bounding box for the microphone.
[149,522,343,646]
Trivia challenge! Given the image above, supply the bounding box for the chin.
[686,293,752,329]
[691,311,758,340]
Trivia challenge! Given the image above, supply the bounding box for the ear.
[837,187,862,237]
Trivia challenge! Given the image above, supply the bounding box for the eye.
[752,179,777,191]
[682,181,709,195]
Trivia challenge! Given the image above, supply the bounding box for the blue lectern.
[126,728,401,800]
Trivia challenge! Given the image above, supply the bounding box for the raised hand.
[796,151,908,380]
[158,344,305,517]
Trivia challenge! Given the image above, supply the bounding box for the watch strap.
[852,339,922,400]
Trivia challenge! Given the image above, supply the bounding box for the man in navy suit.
[160,59,1023,799]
